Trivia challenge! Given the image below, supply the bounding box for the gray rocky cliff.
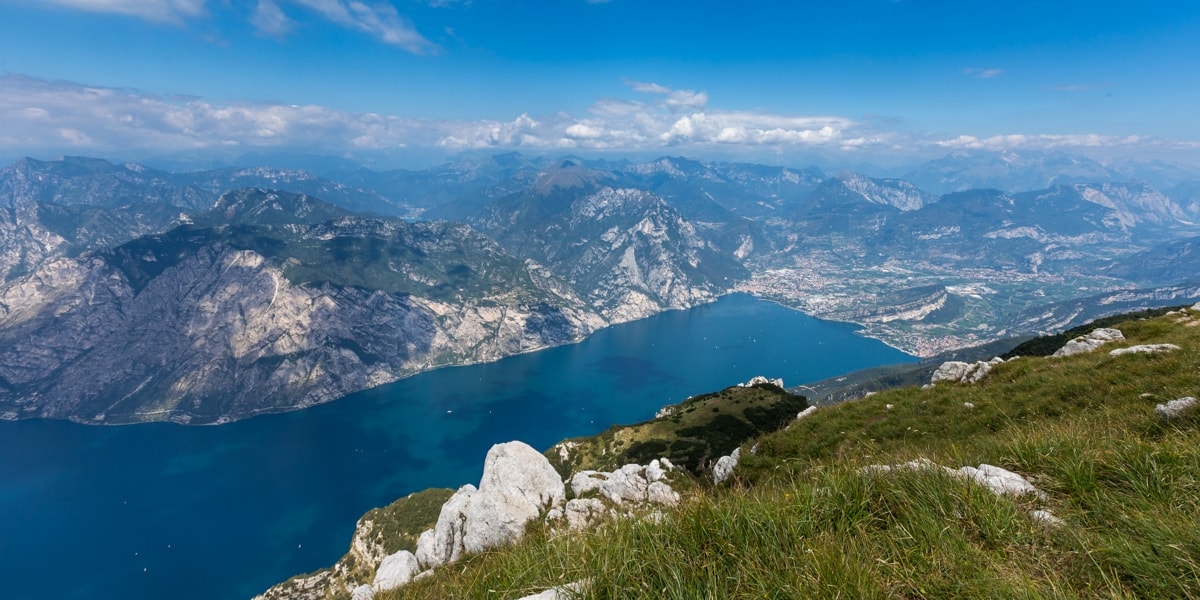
[0,241,605,424]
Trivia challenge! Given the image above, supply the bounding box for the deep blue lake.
[0,294,914,599]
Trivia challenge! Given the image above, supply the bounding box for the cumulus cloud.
[0,74,1190,162]
[33,0,207,23]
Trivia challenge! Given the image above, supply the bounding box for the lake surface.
[0,294,914,599]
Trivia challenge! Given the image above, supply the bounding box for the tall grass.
[380,311,1200,599]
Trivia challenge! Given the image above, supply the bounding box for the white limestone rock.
[648,481,680,506]
[1053,328,1125,357]
[932,357,1004,385]
[1155,397,1199,420]
[478,441,566,509]
[570,470,606,497]
[415,483,477,568]
[931,361,973,383]
[600,464,651,504]
[562,498,607,531]
[863,460,1045,499]
[712,447,741,485]
[416,441,566,570]
[956,464,1046,499]
[645,458,666,482]
[372,550,420,592]
[1109,343,1180,356]
[351,584,376,600]
[796,406,818,421]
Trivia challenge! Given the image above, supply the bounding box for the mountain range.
[2,151,1199,423]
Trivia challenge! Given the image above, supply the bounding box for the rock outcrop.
[930,357,1005,384]
[416,441,565,569]
[567,459,680,507]
[1052,327,1125,357]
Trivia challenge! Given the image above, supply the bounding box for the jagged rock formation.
[415,442,566,569]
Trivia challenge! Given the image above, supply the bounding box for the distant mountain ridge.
[2,151,1200,422]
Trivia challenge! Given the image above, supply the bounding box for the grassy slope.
[547,383,808,478]
[381,308,1200,599]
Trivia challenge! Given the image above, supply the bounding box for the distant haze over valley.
[2,150,1200,424]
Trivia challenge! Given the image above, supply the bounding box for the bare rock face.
[0,239,605,424]
[415,484,478,569]
[416,441,565,570]
[1053,327,1125,357]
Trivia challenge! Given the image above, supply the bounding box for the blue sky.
[1,0,1198,168]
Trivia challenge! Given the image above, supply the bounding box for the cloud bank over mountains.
[3,74,1193,166]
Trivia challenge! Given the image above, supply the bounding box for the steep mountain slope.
[0,190,605,424]
[467,165,746,322]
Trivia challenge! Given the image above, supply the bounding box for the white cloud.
[288,0,437,53]
[934,133,1148,151]
[15,0,437,54]
[625,80,707,111]
[33,0,207,23]
[0,74,1191,164]
[251,0,295,37]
